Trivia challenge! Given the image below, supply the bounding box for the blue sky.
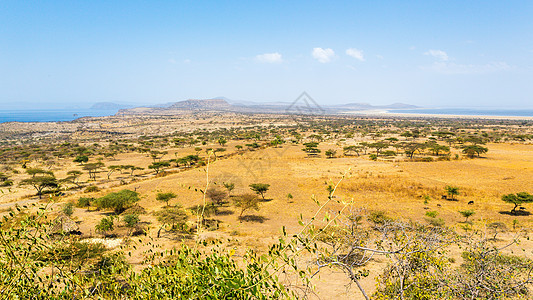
[1,1,532,109]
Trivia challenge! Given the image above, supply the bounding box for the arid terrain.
[1,111,533,299]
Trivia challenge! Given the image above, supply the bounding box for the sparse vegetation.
[502,192,533,215]
[1,111,533,299]
[249,183,270,200]
[233,193,260,218]
[156,192,177,207]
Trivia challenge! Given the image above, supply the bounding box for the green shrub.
[84,185,100,193]
[62,203,74,216]
[96,189,140,214]
[77,197,93,209]
[425,211,438,218]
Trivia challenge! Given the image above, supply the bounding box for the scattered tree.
[83,162,105,181]
[458,209,475,222]
[249,183,270,200]
[325,149,337,158]
[73,155,89,164]
[223,182,235,196]
[156,192,177,207]
[19,175,58,199]
[123,214,140,235]
[95,216,114,237]
[445,185,459,200]
[462,145,488,158]
[233,193,260,218]
[501,192,533,214]
[154,207,189,237]
[206,187,227,206]
[149,161,170,174]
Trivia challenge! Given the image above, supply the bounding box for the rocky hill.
[118,97,419,115]
[169,98,231,110]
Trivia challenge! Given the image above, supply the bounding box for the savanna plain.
[1,112,533,299]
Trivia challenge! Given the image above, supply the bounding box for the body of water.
[389,108,533,117]
[0,109,119,123]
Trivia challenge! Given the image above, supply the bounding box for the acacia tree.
[83,162,104,181]
[249,183,270,200]
[223,182,235,196]
[445,185,460,200]
[218,137,227,146]
[502,192,533,214]
[154,207,189,237]
[156,192,177,207]
[459,209,475,222]
[149,161,170,174]
[149,150,167,162]
[343,145,361,156]
[401,142,425,159]
[462,145,488,158]
[325,149,337,159]
[427,142,450,156]
[107,165,122,179]
[302,142,321,157]
[369,141,388,157]
[233,193,260,218]
[26,168,53,178]
[19,175,58,199]
[125,165,144,177]
[206,187,227,206]
[62,170,83,188]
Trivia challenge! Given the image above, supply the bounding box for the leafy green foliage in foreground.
[0,203,292,299]
[128,246,287,299]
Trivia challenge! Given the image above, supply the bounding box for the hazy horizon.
[1,1,532,110]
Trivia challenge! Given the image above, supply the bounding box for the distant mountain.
[169,98,232,110]
[381,103,419,109]
[118,97,419,115]
[91,102,134,110]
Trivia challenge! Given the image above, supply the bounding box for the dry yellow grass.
[2,129,533,299]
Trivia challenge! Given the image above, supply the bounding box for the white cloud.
[168,58,176,64]
[312,47,335,63]
[255,52,283,63]
[422,61,512,75]
[183,59,191,64]
[424,49,449,61]
[346,48,365,61]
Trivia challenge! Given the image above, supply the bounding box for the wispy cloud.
[312,47,335,63]
[423,61,512,74]
[346,48,365,61]
[255,52,283,63]
[424,49,449,61]
[169,58,190,64]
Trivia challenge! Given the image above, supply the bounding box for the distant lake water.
[389,108,533,117]
[0,109,119,123]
